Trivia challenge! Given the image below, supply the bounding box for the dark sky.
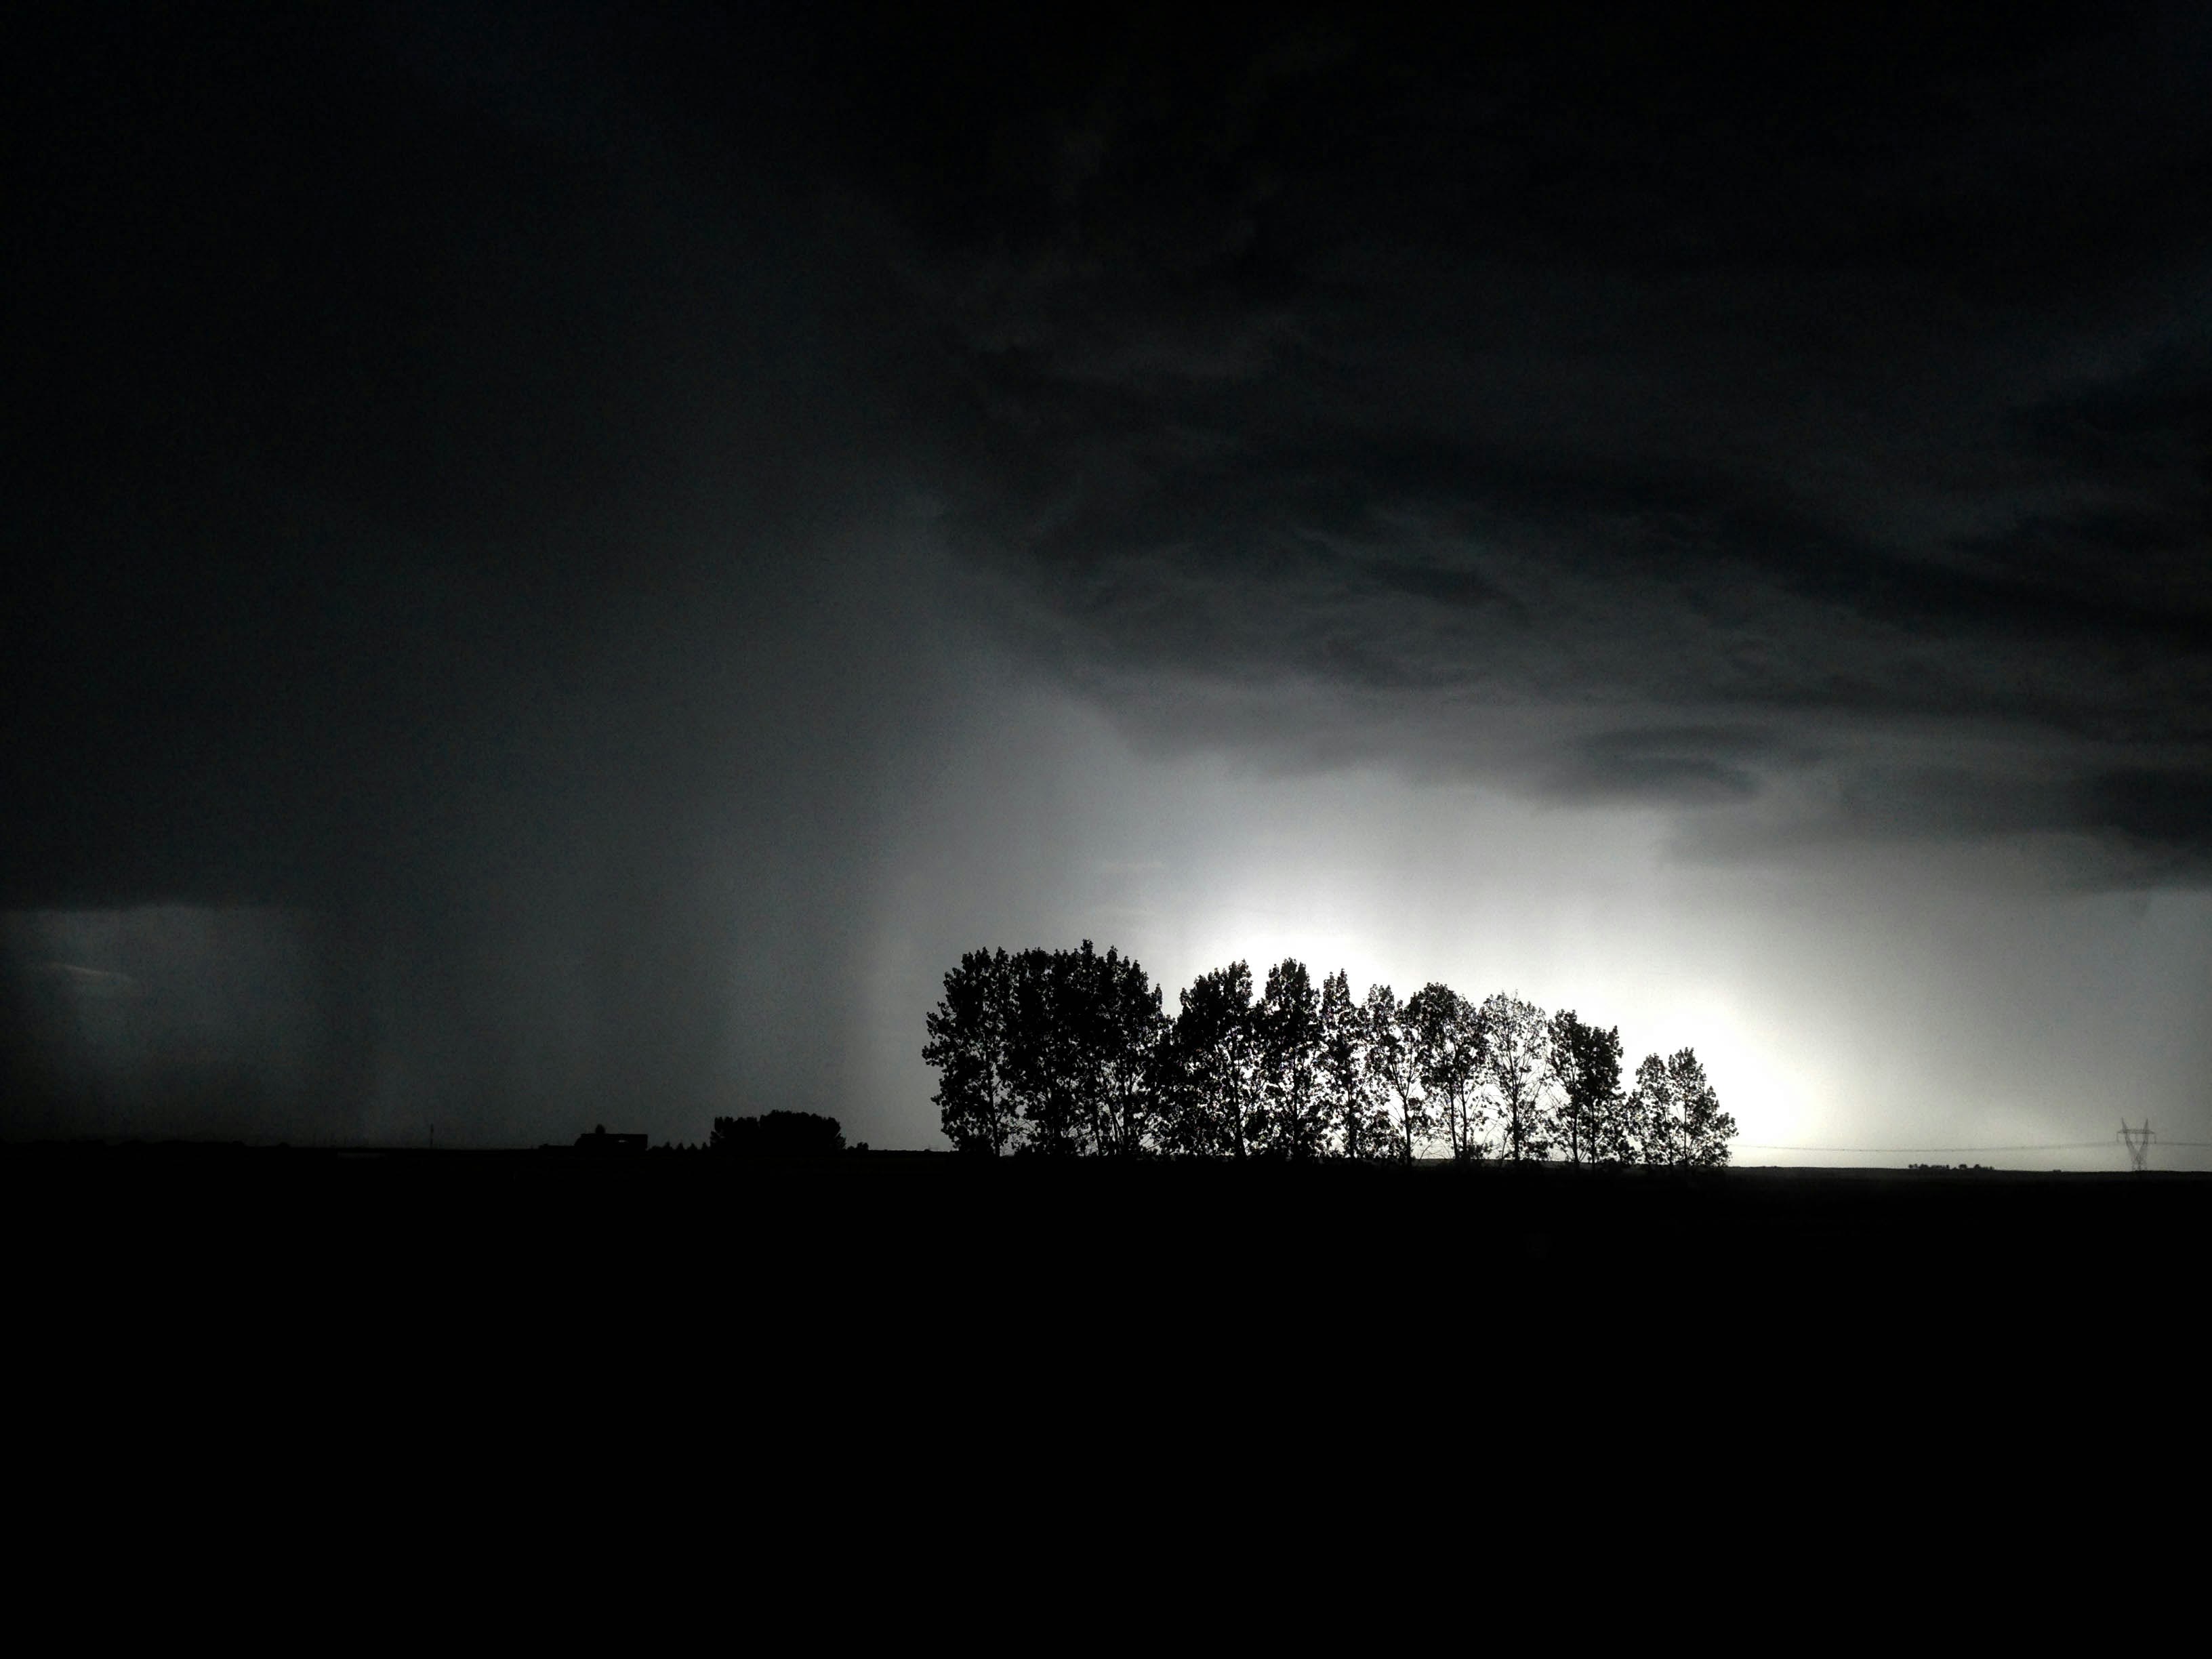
[7,4,2210,1160]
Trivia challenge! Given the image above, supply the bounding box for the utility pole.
[2118,1118,2154,1172]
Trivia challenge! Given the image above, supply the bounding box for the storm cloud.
[849,4,2212,871]
[6,5,2209,1151]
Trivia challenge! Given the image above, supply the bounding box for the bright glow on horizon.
[860,687,2212,1169]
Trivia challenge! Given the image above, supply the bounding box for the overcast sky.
[7,5,2209,1162]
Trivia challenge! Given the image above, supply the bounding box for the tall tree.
[1544,1009,1622,1166]
[1000,942,1169,1156]
[1625,1054,1679,1166]
[1361,983,1431,1162]
[1254,958,1328,1158]
[923,947,1019,1155]
[1318,970,1392,1160]
[1406,983,1485,1162]
[1005,947,1081,1153]
[1076,942,1168,1158]
[1160,961,1261,1158]
[1477,992,1553,1162]
[1665,1048,1735,1168]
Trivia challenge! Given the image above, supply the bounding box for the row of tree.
[924,943,1736,1165]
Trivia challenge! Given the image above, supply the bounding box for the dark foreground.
[7,1144,2196,1535]
[9,1143,2199,1330]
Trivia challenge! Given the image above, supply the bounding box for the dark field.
[10,1143,2199,1325]
[9,1142,2198,1515]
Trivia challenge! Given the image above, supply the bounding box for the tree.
[1006,947,1082,1154]
[1665,1047,1735,1168]
[1062,941,1166,1158]
[1544,1009,1623,1166]
[1254,958,1329,1158]
[1160,961,1262,1158]
[1624,1054,1677,1166]
[1406,983,1485,1162]
[923,947,1019,1155]
[1318,970,1393,1160]
[1477,991,1553,1162]
[1624,1050,1734,1166]
[1361,983,1432,1162]
[992,942,1169,1156]
[925,941,1730,1168]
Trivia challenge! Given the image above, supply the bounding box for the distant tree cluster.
[924,943,1736,1165]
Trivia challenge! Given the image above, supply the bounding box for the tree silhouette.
[1160,961,1262,1158]
[1406,983,1485,1162]
[1624,1051,1736,1166]
[1624,1054,1673,1165]
[1254,958,1329,1158]
[1052,941,1165,1157]
[1319,970,1393,1160]
[1663,1048,1735,1168]
[1545,1010,1624,1166]
[922,942,1731,1167]
[924,947,1020,1155]
[1477,992,1553,1163]
[1007,947,1084,1154]
[1361,983,1432,1163]
[946,943,1170,1156]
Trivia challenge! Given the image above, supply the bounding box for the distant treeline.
[925,943,1736,1164]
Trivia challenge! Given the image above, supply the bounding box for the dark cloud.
[803,3,2212,865]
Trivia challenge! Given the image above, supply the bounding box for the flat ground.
[9,1145,2196,1471]
[9,1142,2198,1308]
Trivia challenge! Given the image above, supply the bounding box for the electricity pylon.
[2118,1118,2154,1172]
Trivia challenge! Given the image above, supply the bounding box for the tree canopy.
[924,941,1734,1167]
[710,1109,847,1158]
